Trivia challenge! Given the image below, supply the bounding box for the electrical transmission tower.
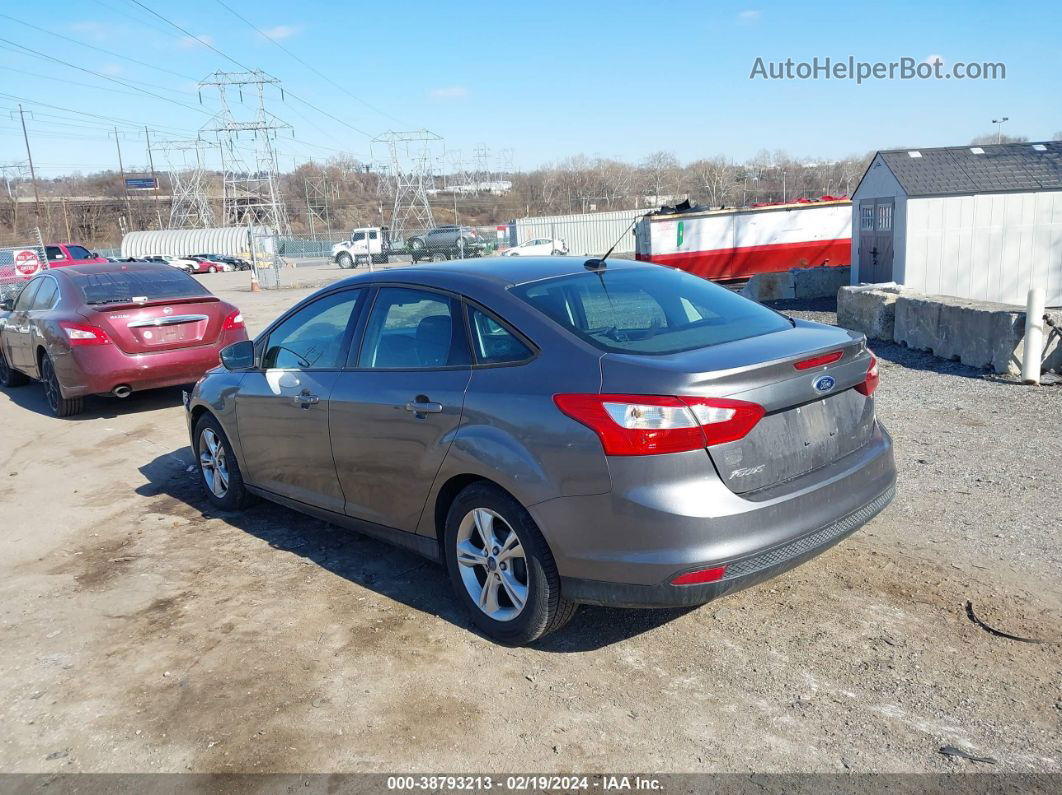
[156,138,216,229]
[199,70,291,234]
[371,130,442,242]
[303,175,333,240]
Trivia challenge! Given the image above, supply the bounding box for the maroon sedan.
[0,262,248,417]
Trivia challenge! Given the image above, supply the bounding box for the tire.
[0,346,29,387]
[551,249,563,256]
[194,414,256,511]
[337,252,354,269]
[431,252,447,262]
[444,482,577,645]
[40,353,83,417]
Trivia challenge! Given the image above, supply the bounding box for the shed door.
[858,199,894,283]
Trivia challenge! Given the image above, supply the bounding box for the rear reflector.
[60,321,110,346]
[794,350,843,370]
[855,352,880,396]
[671,566,727,586]
[222,309,244,330]
[553,394,765,456]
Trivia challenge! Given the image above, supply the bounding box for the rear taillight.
[60,321,110,346]
[855,352,880,396]
[552,394,765,456]
[222,309,244,330]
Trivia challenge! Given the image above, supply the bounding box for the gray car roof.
[868,141,1062,197]
[332,256,651,291]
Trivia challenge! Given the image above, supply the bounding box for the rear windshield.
[511,267,791,355]
[69,268,211,305]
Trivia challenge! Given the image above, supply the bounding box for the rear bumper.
[53,333,244,397]
[560,484,894,607]
[529,422,896,608]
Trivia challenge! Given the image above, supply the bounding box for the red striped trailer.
[634,199,851,281]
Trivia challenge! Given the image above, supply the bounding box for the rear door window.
[467,306,533,365]
[512,267,791,355]
[45,247,64,262]
[13,280,41,310]
[30,278,58,310]
[357,287,470,369]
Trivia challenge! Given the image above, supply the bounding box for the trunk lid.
[599,319,876,494]
[81,296,228,354]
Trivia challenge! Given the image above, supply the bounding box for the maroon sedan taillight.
[222,309,244,330]
[59,321,111,346]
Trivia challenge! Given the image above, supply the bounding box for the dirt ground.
[0,274,1059,775]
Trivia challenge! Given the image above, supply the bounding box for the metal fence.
[513,208,647,257]
[0,244,48,300]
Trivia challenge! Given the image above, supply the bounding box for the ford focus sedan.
[185,257,895,645]
[0,262,247,416]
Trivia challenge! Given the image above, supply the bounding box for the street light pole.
[991,116,1009,144]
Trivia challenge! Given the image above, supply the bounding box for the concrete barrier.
[742,265,850,302]
[837,286,899,341]
[837,286,1061,375]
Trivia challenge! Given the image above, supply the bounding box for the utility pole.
[17,104,41,225]
[144,126,163,229]
[113,126,131,225]
[60,197,72,240]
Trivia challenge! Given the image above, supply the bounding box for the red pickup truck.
[46,243,109,268]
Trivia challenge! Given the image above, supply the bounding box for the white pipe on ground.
[1021,287,1046,385]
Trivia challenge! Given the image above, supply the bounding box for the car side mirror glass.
[0,298,13,311]
[220,340,255,370]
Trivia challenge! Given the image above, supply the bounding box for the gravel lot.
[0,281,1059,775]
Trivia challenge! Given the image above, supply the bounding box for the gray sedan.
[185,257,895,645]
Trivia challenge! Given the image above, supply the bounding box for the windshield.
[69,268,211,305]
[511,267,792,355]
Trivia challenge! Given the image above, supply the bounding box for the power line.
[124,0,376,138]
[211,0,406,127]
[0,92,198,137]
[3,65,193,104]
[0,13,197,81]
[0,39,210,116]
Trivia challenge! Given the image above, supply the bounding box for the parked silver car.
[185,257,895,644]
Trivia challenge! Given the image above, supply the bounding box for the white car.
[503,238,568,256]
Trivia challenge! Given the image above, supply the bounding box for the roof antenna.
[585,211,649,271]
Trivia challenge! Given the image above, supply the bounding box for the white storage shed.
[851,141,1062,306]
[121,226,274,259]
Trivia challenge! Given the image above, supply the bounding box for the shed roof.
[865,141,1062,197]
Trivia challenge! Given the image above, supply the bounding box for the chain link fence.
[0,243,48,301]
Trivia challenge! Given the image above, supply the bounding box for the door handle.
[405,399,443,414]
[293,389,320,408]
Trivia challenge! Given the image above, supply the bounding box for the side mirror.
[220,340,255,370]
[0,298,13,311]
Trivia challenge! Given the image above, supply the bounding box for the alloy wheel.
[455,508,529,622]
[199,428,230,498]
[42,359,60,413]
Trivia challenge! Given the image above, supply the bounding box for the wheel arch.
[431,474,520,551]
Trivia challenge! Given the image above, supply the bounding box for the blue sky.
[1,0,1059,177]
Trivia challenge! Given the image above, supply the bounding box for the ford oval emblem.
[813,374,836,393]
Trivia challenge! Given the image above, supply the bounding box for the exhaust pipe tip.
[113,385,132,398]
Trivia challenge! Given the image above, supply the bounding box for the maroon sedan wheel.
[0,347,29,388]
[40,355,83,418]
